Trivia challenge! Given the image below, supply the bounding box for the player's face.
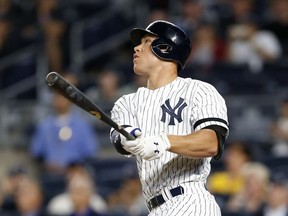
[133,35,161,75]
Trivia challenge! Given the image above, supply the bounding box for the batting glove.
[138,133,171,161]
[120,126,143,155]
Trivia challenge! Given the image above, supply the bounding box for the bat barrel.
[45,71,135,141]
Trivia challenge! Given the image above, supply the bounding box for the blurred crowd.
[0,0,288,73]
[0,0,288,215]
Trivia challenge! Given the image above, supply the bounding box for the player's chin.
[133,65,143,75]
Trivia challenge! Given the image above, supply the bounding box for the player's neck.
[145,62,178,90]
[147,73,177,90]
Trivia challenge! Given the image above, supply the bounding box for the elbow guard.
[203,125,228,160]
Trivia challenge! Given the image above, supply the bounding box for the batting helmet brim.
[130,28,158,46]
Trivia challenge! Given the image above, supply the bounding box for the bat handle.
[118,127,136,140]
[126,133,136,140]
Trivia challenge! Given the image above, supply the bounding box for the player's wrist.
[159,133,171,151]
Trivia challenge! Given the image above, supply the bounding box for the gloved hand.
[110,125,142,155]
[120,126,143,155]
[121,126,142,140]
[137,133,171,160]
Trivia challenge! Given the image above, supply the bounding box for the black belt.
[147,186,184,211]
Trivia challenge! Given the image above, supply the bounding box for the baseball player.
[110,20,229,216]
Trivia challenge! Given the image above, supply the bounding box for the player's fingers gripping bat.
[45,72,135,141]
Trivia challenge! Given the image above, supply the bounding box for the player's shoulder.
[179,77,217,90]
[114,92,136,106]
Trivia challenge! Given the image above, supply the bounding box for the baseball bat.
[45,71,135,140]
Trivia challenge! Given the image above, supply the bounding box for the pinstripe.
[110,77,227,215]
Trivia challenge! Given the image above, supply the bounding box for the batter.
[110,20,229,216]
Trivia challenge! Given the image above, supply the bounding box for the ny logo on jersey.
[161,97,187,125]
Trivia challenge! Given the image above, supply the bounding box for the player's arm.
[119,127,226,161]
[121,82,229,161]
[168,125,227,159]
[123,124,227,161]
[168,81,229,160]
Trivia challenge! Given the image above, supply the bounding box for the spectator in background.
[41,14,69,73]
[34,0,60,21]
[174,0,215,38]
[0,0,36,46]
[67,174,106,216]
[225,162,270,215]
[35,0,69,72]
[263,0,288,58]
[188,23,226,67]
[262,172,288,216]
[226,20,282,72]
[0,15,24,58]
[86,67,122,114]
[0,164,29,214]
[270,96,288,157]
[148,8,169,23]
[229,0,258,22]
[13,177,48,216]
[0,0,27,32]
[106,168,148,216]
[23,0,70,72]
[119,74,147,95]
[217,0,259,37]
[30,73,99,175]
[147,0,169,23]
[85,67,122,148]
[47,163,107,216]
[207,141,252,208]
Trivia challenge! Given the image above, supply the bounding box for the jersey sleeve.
[110,93,137,129]
[191,81,229,134]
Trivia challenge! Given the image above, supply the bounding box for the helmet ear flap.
[151,38,176,63]
[154,44,173,54]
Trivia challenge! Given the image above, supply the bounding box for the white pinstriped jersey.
[110,77,229,201]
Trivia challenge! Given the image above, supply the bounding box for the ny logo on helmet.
[161,98,187,125]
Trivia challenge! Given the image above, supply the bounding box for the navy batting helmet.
[130,20,192,72]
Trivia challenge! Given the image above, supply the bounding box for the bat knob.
[46,72,59,86]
